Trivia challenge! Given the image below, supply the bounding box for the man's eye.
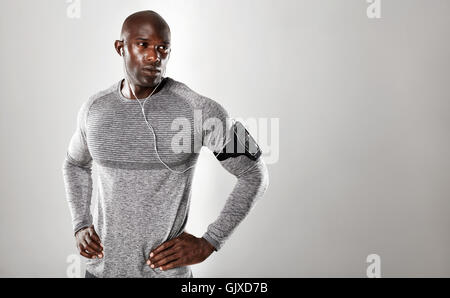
[159,46,169,52]
[138,42,147,47]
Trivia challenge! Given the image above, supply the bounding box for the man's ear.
[114,40,124,56]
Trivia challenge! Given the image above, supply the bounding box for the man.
[62,10,269,278]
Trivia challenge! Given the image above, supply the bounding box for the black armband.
[213,120,262,161]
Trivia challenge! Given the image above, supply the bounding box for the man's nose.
[144,46,160,63]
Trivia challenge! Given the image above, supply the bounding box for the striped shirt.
[62,77,269,277]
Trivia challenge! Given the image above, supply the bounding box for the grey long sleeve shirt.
[61,77,269,278]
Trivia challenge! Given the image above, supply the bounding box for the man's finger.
[82,241,100,256]
[80,250,97,259]
[151,252,180,269]
[78,244,96,259]
[161,258,184,271]
[150,238,179,257]
[149,245,180,264]
[89,230,103,248]
[91,232,103,248]
[85,236,103,254]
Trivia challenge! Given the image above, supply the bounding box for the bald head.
[120,10,170,42]
[115,10,171,91]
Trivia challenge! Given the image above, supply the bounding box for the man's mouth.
[142,67,161,74]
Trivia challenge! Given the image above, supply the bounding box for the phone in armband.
[214,120,262,161]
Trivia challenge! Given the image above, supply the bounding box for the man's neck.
[121,78,164,100]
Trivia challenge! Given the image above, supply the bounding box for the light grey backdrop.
[0,0,449,277]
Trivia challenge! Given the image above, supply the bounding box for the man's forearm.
[202,158,269,251]
[62,153,94,234]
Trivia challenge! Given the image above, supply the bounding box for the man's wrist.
[201,236,216,253]
[74,225,89,237]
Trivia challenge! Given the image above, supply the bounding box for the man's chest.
[85,103,201,164]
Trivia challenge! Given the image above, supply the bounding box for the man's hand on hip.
[75,225,104,259]
[146,232,215,271]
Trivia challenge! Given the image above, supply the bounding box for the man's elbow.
[62,153,93,174]
[241,159,270,196]
[257,159,270,195]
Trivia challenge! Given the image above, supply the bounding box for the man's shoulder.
[78,80,119,116]
[167,77,205,107]
[88,81,119,106]
[168,77,230,118]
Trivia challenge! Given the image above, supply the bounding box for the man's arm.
[146,97,269,270]
[62,100,103,258]
[62,100,94,234]
[200,99,270,252]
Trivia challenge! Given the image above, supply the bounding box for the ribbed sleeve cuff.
[73,220,92,236]
[202,232,221,252]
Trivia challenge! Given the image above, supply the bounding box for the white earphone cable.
[125,76,232,174]
[121,46,234,175]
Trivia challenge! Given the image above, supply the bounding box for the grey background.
[1,0,449,277]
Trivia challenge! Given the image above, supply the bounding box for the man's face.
[118,21,171,87]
